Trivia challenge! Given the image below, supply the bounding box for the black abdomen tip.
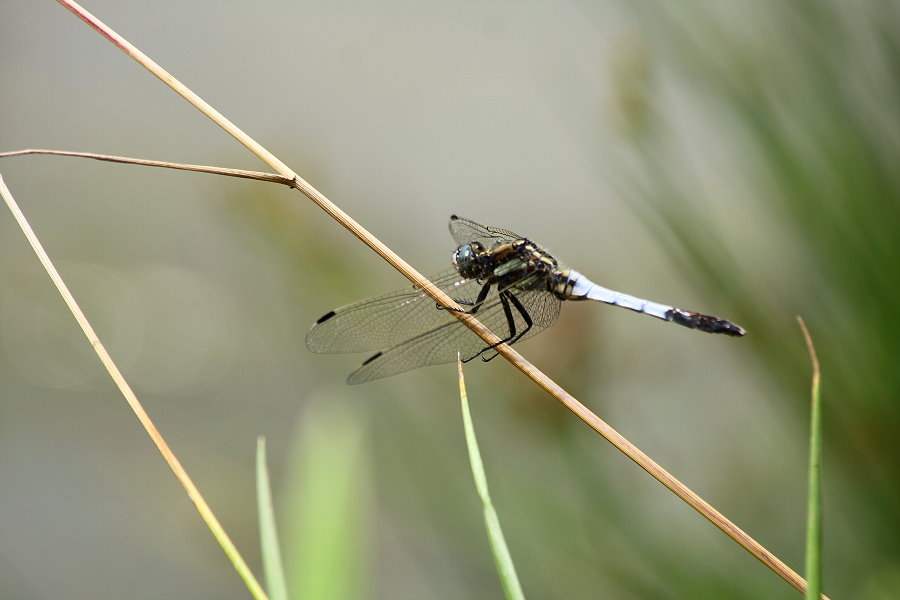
[666,308,747,337]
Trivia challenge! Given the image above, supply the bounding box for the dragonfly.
[307,215,746,384]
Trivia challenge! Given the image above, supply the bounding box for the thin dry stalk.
[0,149,293,186]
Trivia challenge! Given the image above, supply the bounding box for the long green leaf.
[458,359,526,600]
[798,318,823,600]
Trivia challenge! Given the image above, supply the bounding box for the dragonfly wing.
[346,286,552,383]
[346,319,468,384]
[307,267,458,353]
[448,215,522,249]
[306,268,492,354]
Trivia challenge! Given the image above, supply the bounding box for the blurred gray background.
[1,1,897,598]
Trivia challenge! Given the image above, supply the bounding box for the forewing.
[448,215,522,249]
[306,268,488,354]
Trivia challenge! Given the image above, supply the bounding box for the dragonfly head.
[453,241,487,279]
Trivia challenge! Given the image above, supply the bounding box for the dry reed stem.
[0,149,293,185]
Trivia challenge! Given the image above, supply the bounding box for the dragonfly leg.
[480,292,534,361]
[461,292,516,363]
[438,300,474,310]
[469,291,534,362]
[436,281,492,314]
[504,292,533,345]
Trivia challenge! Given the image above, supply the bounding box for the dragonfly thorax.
[454,238,561,290]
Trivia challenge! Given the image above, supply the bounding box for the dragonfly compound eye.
[453,242,485,277]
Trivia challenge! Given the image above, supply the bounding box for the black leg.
[480,291,535,361]
[437,281,492,314]
[467,290,535,362]
[462,291,519,364]
[504,291,533,345]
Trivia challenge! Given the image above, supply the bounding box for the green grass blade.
[798,317,823,600]
[458,359,526,600]
[257,437,290,600]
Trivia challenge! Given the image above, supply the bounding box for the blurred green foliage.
[615,0,899,596]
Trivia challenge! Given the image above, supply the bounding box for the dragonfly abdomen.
[557,269,746,336]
